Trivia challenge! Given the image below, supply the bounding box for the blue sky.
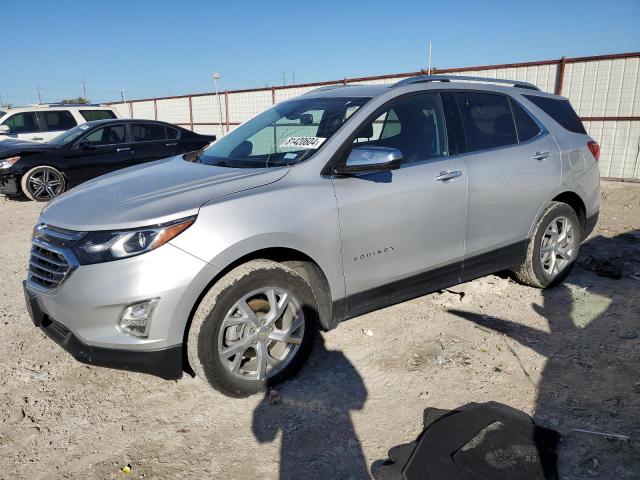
[2,0,639,105]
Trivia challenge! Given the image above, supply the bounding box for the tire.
[515,201,581,288]
[21,166,66,201]
[187,259,319,397]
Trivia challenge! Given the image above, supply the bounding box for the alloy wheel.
[27,168,64,200]
[539,216,576,277]
[217,287,305,381]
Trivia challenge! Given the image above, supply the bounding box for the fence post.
[153,99,158,120]
[224,91,229,132]
[128,101,133,118]
[188,95,194,131]
[555,56,567,95]
[271,87,276,105]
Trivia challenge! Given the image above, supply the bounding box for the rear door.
[129,122,173,163]
[454,91,561,280]
[37,110,77,142]
[332,92,467,316]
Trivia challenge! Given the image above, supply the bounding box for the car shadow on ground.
[450,230,640,479]
[252,335,368,480]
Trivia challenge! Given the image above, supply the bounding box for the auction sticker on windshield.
[280,137,326,149]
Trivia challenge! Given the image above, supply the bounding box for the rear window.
[523,95,586,134]
[80,110,117,122]
[166,126,181,140]
[132,123,166,142]
[510,100,541,142]
[455,92,518,152]
[42,111,77,131]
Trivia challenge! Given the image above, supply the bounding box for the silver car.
[24,75,600,397]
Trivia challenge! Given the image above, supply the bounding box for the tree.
[60,97,90,104]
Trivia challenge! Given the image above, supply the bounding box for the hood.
[39,156,289,231]
[0,139,58,157]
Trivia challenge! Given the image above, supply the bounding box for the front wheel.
[187,259,318,397]
[515,201,581,288]
[21,166,66,201]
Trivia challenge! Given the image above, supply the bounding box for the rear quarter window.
[42,110,77,131]
[80,110,117,122]
[523,95,586,134]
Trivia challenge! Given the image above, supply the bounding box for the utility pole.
[121,89,126,103]
[291,72,295,85]
[37,84,42,104]
[213,72,225,135]
[0,93,3,107]
[427,42,432,75]
[282,72,286,86]
[81,78,87,101]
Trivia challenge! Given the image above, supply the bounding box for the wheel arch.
[181,246,335,374]
[528,190,587,239]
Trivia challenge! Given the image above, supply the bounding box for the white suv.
[0,104,120,143]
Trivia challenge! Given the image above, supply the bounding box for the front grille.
[28,244,71,290]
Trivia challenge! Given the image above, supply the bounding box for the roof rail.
[304,84,353,95]
[392,75,540,91]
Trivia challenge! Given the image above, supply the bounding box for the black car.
[0,119,215,201]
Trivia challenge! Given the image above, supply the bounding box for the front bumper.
[0,173,19,195]
[25,282,183,379]
[24,241,220,379]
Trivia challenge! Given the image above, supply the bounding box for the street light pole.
[213,72,225,135]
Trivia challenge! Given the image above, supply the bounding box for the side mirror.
[0,125,10,135]
[76,139,92,150]
[335,146,402,175]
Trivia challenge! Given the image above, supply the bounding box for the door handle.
[435,170,462,182]
[533,151,551,161]
[117,147,131,152]
[165,142,178,146]
[31,137,43,141]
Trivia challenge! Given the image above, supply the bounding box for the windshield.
[48,124,91,145]
[197,96,370,168]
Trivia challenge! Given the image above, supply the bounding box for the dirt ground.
[0,180,639,480]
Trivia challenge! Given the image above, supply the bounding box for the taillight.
[587,141,600,161]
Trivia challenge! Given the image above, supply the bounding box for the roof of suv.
[0,105,116,113]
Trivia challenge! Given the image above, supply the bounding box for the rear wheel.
[21,166,66,201]
[515,201,581,288]
[187,259,318,397]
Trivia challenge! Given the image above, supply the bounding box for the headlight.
[71,216,195,265]
[0,156,20,169]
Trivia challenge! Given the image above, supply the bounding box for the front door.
[65,123,133,184]
[332,92,468,316]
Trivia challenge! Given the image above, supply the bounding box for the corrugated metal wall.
[108,52,640,180]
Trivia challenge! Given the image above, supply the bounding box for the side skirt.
[332,241,527,324]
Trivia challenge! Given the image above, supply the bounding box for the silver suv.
[24,76,600,397]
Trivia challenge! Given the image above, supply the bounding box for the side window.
[132,123,167,142]
[165,126,181,140]
[456,92,517,151]
[510,99,541,142]
[352,93,448,164]
[41,111,77,132]
[84,125,126,146]
[80,110,117,122]
[3,112,40,133]
[523,95,586,134]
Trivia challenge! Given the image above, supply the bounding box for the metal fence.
[107,52,640,181]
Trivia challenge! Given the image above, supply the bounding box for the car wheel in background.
[187,259,318,397]
[21,166,66,201]
[515,201,581,288]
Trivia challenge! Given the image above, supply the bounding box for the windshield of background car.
[197,96,371,168]
[48,124,91,145]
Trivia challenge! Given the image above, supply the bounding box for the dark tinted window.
[80,110,117,122]
[132,123,166,142]
[456,92,517,151]
[84,125,126,146]
[523,95,586,134]
[351,93,448,164]
[510,100,541,142]
[3,112,40,133]
[165,126,180,140]
[42,111,77,131]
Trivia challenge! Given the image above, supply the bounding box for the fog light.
[118,298,159,338]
